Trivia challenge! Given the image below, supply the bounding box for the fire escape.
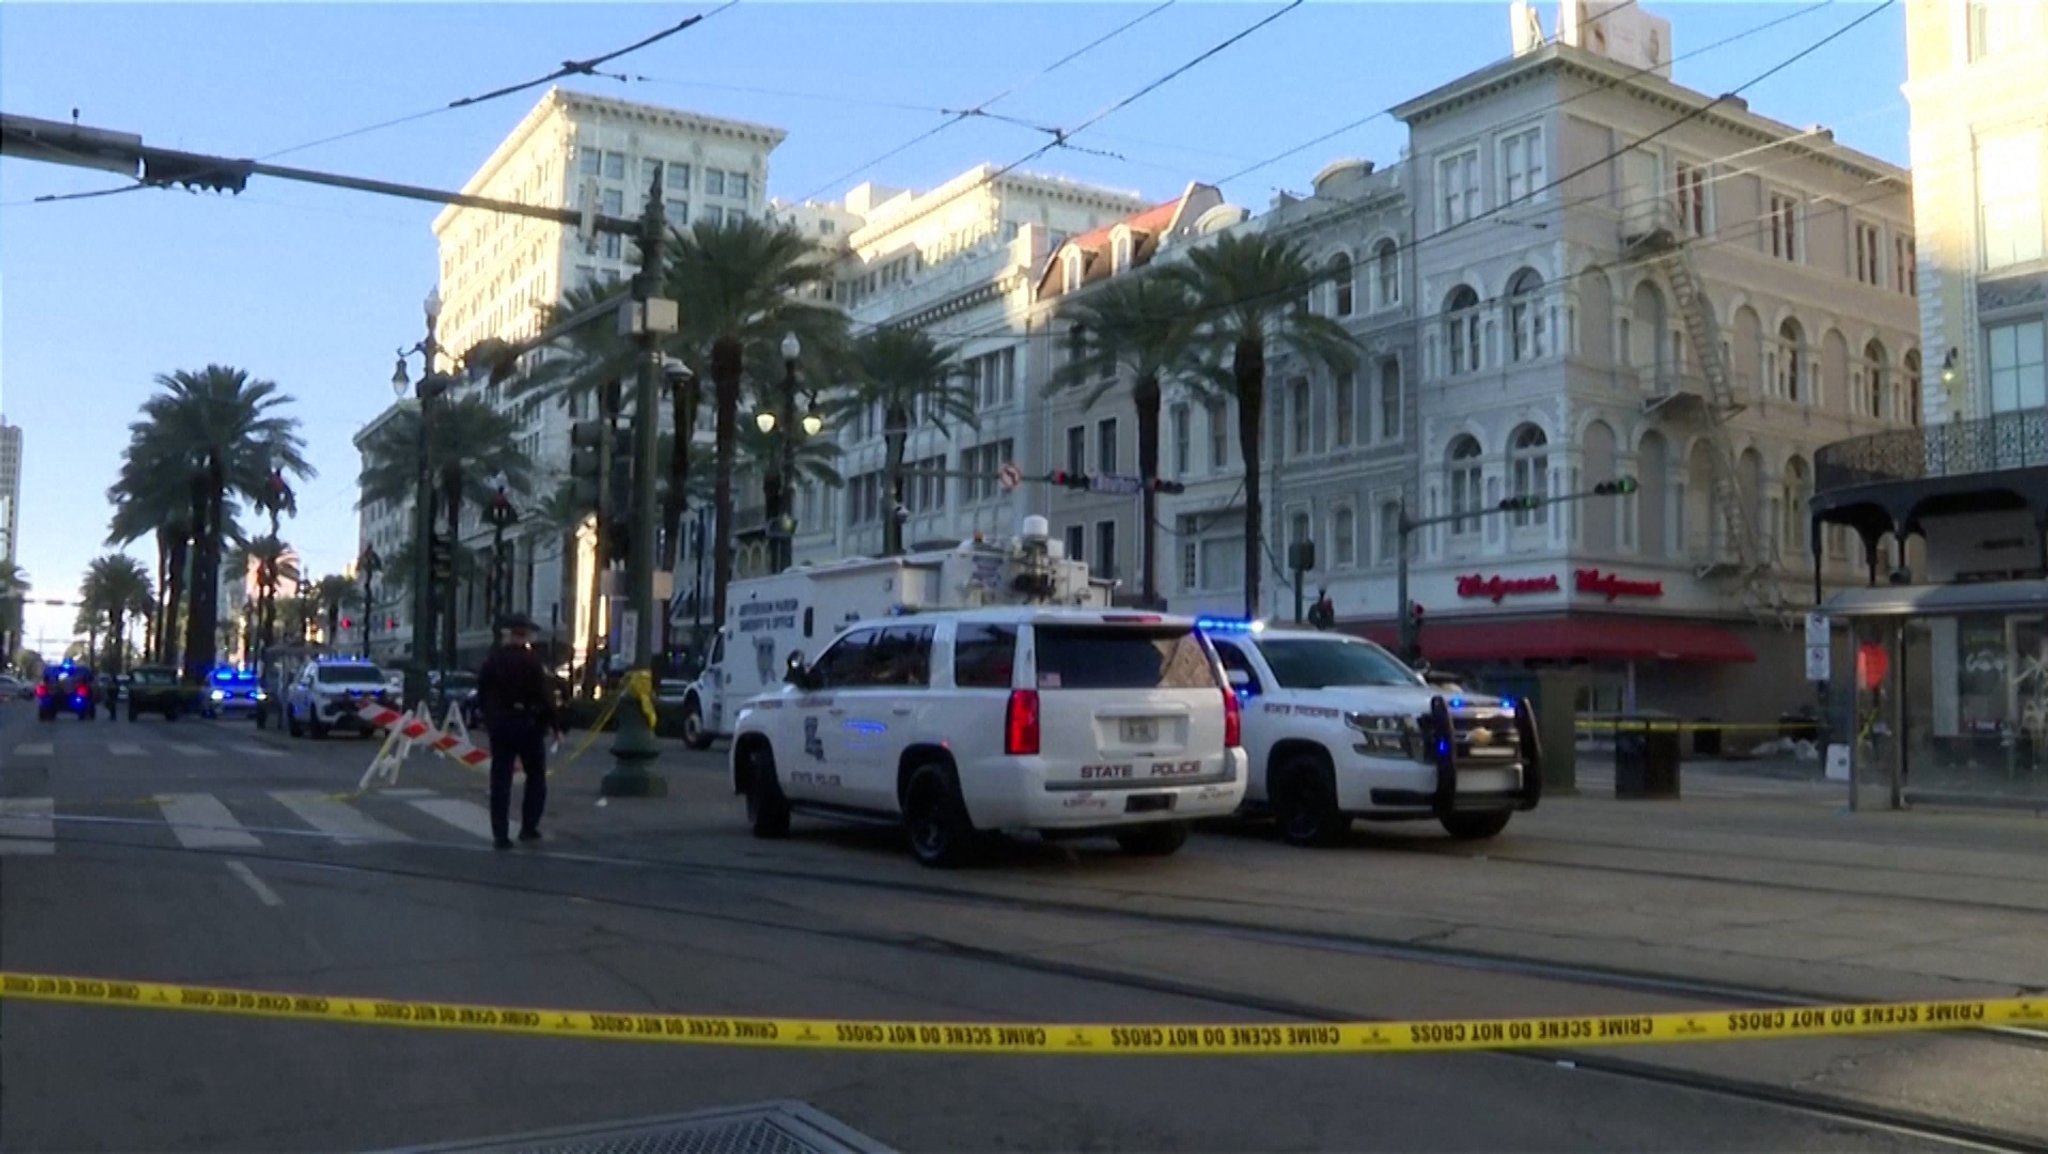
[1625,204,1792,628]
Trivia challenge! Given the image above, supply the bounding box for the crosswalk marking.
[109,742,146,757]
[408,797,496,841]
[272,791,411,845]
[0,798,56,854]
[11,743,54,758]
[235,744,287,759]
[167,742,211,756]
[157,793,262,849]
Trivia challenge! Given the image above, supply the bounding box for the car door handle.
[891,707,912,716]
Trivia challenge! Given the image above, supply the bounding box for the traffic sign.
[1090,473,1143,495]
[998,461,1023,492]
[1805,612,1828,648]
[1805,643,1830,682]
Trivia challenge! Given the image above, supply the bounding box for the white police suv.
[1200,620,1541,846]
[283,657,393,738]
[730,607,1247,867]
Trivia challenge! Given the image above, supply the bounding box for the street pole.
[441,464,461,673]
[397,288,443,710]
[1396,498,1414,659]
[774,335,800,574]
[603,168,672,799]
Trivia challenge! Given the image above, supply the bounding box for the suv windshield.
[1033,625,1216,690]
[1257,637,1423,689]
[131,668,176,686]
[316,666,385,686]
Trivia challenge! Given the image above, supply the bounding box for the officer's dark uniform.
[476,612,559,849]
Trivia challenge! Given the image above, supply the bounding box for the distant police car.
[282,657,392,738]
[730,607,1247,868]
[205,666,264,719]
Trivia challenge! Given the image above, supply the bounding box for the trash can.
[1614,717,1681,799]
[1692,719,1722,758]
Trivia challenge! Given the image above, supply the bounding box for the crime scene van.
[677,515,1112,749]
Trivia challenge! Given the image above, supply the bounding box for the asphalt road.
[2,698,2043,1153]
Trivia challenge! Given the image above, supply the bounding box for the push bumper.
[1360,696,1543,816]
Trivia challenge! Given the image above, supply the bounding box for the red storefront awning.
[1354,616,1757,664]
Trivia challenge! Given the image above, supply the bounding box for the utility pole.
[603,169,677,799]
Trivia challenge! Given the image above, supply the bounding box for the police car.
[205,666,264,719]
[730,607,1247,867]
[282,656,393,738]
[1200,619,1541,846]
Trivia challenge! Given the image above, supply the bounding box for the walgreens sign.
[1455,574,1562,603]
[1455,570,1666,604]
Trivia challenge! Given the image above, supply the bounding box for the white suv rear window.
[316,666,384,686]
[1033,625,1216,690]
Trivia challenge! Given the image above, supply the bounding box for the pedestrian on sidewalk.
[477,611,562,851]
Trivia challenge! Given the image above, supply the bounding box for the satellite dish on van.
[1020,514,1050,542]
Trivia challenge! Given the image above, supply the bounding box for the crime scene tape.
[2,971,2040,1056]
[1573,721,1807,734]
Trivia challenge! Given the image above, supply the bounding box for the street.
[3,698,2046,1153]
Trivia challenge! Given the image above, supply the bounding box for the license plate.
[1119,718,1159,745]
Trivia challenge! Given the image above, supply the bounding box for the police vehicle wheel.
[681,700,713,751]
[286,707,303,738]
[743,747,790,839]
[1114,820,1188,857]
[1273,752,1348,848]
[903,764,978,869]
[1440,811,1512,841]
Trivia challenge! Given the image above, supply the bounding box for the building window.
[1894,235,1917,295]
[1180,540,1198,590]
[1439,148,1480,228]
[603,152,625,180]
[1066,425,1086,474]
[1675,161,1710,237]
[1329,253,1354,317]
[1903,348,1923,426]
[640,158,662,189]
[1111,228,1133,273]
[702,204,724,227]
[1095,521,1117,580]
[1778,318,1808,403]
[1978,130,2044,270]
[601,188,624,216]
[1208,401,1229,470]
[1986,319,2047,414]
[1332,372,1355,448]
[729,172,750,200]
[666,199,688,224]
[1508,268,1546,361]
[704,169,726,197]
[667,162,691,192]
[1378,359,1402,441]
[1064,525,1085,563]
[1499,127,1543,204]
[1768,192,1801,262]
[1448,435,1483,534]
[1509,424,1549,527]
[1854,221,1883,286]
[601,233,623,260]
[1445,285,1482,374]
[1378,501,1402,566]
[1970,1,2039,62]
[1863,339,1889,419]
[1373,239,1399,308]
[1289,378,1312,456]
[1171,404,1191,475]
[1333,505,1356,567]
[1062,249,1084,293]
[578,148,601,177]
[1781,459,1811,555]
[1097,418,1119,475]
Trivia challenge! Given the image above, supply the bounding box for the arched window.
[1378,500,1403,566]
[1374,239,1400,308]
[1902,348,1923,426]
[1863,339,1889,419]
[1448,435,1483,533]
[1509,424,1550,527]
[1329,253,1354,317]
[1333,505,1356,566]
[1782,457,1811,555]
[1111,227,1133,273]
[1062,248,1084,293]
[1778,318,1807,402]
[1445,285,1481,375]
[1508,268,1546,362]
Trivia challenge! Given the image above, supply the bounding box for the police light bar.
[1194,616,1266,634]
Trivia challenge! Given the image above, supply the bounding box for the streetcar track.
[16,828,2047,1153]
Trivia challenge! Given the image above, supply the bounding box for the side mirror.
[1226,668,1254,696]
[784,651,808,687]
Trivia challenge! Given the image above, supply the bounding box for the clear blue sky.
[0,1,1906,655]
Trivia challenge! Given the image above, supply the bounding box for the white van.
[729,607,1247,867]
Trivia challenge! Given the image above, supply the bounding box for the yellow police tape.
[2,971,2040,1055]
[1574,721,1809,733]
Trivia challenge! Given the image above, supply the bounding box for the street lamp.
[484,473,520,628]
[358,544,382,657]
[752,333,823,573]
[391,285,447,709]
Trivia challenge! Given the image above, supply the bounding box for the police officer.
[476,611,561,850]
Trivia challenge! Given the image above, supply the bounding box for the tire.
[310,716,330,740]
[1440,811,1513,841]
[165,706,180,722]
[681,699,713,751]
[902,763,979,869]
[742,745,790,839]
[1272,752,1349,847]
[1114,821,1189,857]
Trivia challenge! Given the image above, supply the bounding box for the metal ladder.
[1628,220,1794,628]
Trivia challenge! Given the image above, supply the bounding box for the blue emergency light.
[1194,616,1266,634]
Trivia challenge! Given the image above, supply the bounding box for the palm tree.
[0,561,27,668]
[126,366,311,683]
[312,575,357,646]
[841,326,980,556]
[107,453,200,666]
[664,217,843,627]
[226,536,298,662]
[80,554,153,677]
[1053,273,1203,608]
[1167,233,1360,617]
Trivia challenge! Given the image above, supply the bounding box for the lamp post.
[391,286,446,709]
[485,474,519,627]
[358,544,381,658]
[754,333,824,575]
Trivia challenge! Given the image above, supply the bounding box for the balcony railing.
[1815,408,2048,492]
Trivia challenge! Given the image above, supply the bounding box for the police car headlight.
[1345,712,1418,758]
[210,689,226,702]
[256,691,268,701]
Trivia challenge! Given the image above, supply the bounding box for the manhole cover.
[376,1100,896,1154]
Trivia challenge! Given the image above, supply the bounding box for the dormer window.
[1111,227,1134,273]
[1062,248,1085,293]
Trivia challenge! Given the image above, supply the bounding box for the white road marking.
[11,743,54,758]
[271,791,411,844]
[157,793,262,849]
[408,797,496,841]
[109,742,146,757]
[224,859,283,907]
[0,798,55,855]
[376,788,437,799]
[235,744,287,759]
[167,742,211,756]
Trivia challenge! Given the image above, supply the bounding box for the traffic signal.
[141,148,252,195]
[1147,478,1187,494]
[569,420,630,509]
[1592,476,1640,497]
[1287,540,1316,572]
[1497,494,1544,513]
[1049,470,1091,490]
[341,617,353,630]
[1410,601,1425,620]
[604,515,632,565]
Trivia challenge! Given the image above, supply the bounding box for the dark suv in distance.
[125,665,189,721]
[37,663,96,722]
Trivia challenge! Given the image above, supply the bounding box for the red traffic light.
[341,617,353,629]
[1410,602,1425,619]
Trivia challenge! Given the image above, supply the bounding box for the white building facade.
[0,417,20,565]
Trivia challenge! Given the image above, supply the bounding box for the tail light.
[1222,686,1242,749]
[1004,690,1040,757]
[35,684,46,698]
